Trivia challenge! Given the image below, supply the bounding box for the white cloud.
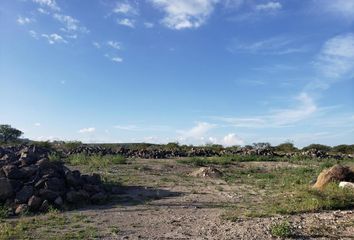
[318,0,354,21]
[104,54,123,63]
[271,92,317,125]
[178,122,216,139]
[93,42,101,48]
[113,2,138,15]
[315,33,354,79]
[228,36,308,55]
[222,133,244,146]
[41,33,67,44]
[214,92,317,128]
[117,18,135,28]
[35,136,58,141]
[17,16,33,25]
[150,0,217,30]
[53,14,88,33]
[32,0,60,11]
[114,125,139,131]
[255,1,282,11]
[34,123,41,127]
[144,22,155,28]
[107,41,121,50]
[114,124,170,131]
[223,0,244,9]
[37,8,50,14]
[29,30,39,39]
[111,57,123,63]
[78,127,95,133]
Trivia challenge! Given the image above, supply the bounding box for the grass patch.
[66,153,127,169]
[0,206,9,219]
[270,221,292,238]
[224,164,354,219]
[0,211,99,240]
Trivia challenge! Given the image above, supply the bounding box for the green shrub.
[274,142,298,153]
[302,144,331,152]
[270,221,292,238]
[62,141,82,151]
[332,144,354,154]
[0,205,9,219]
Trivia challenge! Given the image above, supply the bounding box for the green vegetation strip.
[0,210,99,240]
[223,162,354,219]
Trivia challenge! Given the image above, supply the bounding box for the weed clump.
[270,221,292,238]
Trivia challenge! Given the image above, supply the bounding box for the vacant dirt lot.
[1,158,354,239]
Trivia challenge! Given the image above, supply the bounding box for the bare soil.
[60,158,354,239]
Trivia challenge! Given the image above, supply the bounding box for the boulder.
[66,190,89,203]
[339,181,354,190]
[15,204,29,215]
[0,178,14,200]
[28,195,42,211]
[39,200,49,212]
[20,166,38,179]
[54,196,63,207]
[65,171,83,188]
[15,185,34,204]
[313,164,354,190]
[90,192,107,204]
[39,189,60,202]
[44,177,66,192]
[2,165,25,179]
[190,167,223,178]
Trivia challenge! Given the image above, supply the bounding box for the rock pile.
[190,167,223,178]
[66,145,352,160]
[67,145,220,159]
[0,145,108,215]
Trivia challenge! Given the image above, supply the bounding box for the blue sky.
[0,0,353,147]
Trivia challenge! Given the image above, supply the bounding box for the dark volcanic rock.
[39,189,60,202]
[28,195,42,211]
[0,145,110,214]
[0,177,15,200]
[66,190,89,203]
[2,165,26,179]
[15,185,34,204]
[90,192,107,204]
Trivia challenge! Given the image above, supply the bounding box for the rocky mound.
[0,145,108,215]
[313,164,354,190]
[190,167,223,178]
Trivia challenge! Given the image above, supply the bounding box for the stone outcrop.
[313,164,354,190]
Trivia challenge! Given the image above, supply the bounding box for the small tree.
[0,125,23,143]
[274,142,298,153]
[302,144,331,152]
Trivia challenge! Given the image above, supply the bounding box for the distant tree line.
[1,124,353,154]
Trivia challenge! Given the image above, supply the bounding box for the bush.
[332,144,354,154]
[302,144,331,152]
[274,142,298,153]
[0,205,9,219]
[270,221,292,238]
[33,141,53,151]
[62,141,82,151]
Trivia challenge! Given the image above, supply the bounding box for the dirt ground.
[59,158,354,240]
